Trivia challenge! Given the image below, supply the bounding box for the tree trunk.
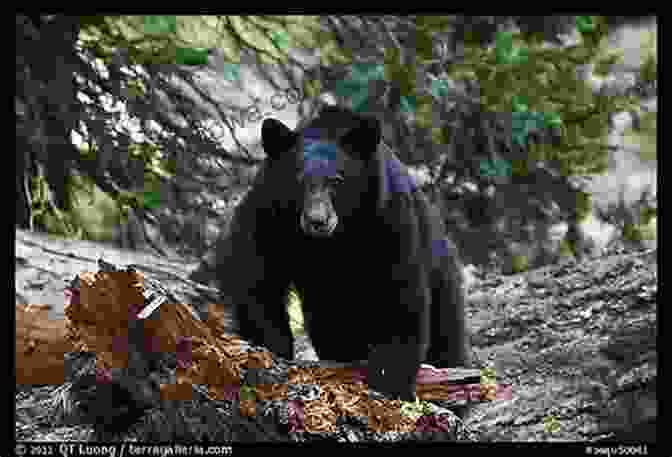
[16,15,82,228]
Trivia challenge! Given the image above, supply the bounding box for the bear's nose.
[307,213,329,229]
[306,202,329,223]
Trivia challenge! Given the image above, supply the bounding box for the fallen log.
[16,260,510,442]
[16,303,70,386]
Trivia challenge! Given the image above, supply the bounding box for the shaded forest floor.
[16,230,656,442]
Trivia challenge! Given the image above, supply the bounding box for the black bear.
[207,106,471,401]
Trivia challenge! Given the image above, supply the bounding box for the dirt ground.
[16,229,656,442]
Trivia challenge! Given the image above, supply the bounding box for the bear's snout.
[300,204,338,237]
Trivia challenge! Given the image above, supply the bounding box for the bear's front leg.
[367,340,423,402]
[235,288,295,360]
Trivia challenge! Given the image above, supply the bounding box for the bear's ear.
[262,118,297,160]
[340,114,382,161]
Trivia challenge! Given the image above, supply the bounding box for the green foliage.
[124,79,147,101]
[89,15,635,191]
[429,78,451,99]
[480,159,512,179]
[77,14,641,174]
[575,16,596,35]
[383,47,415,98]
[511,109,547,148]
[437,16,637,179]
[640,205,656,226]
[415,28,436,63]
[639,54,657,87]
[593,51,623,77]
[60,16,334,241]
[576,15,610,49]
[76,140,167,219]
[142,16,178,36]
[67,174,124,241]
[29,167,82,239]
[316,28,353,66]
[65,15,651,253]
[622,222,656,243]
[495,31,529,65]
[220,63,241,82]
[639,30,657,88]
[414,95,435,130]
[40,211,82,239]
[564,236,579,259]
[480,365,497,385]
[558,239,575,258]
[480,364,499,401]
[173,47,210,66]
[79,15,327,68]
[399,398,435,421]
[334,63,385,112]
[621,202,657,243]
[510,254,530,273]
[29,150,128,242]
[543,415,561,434]
[287,287,305,336]
[333,57,428,115]
[239,384,256,401]
[574,191,592,221]
[643,216,657,239]
[140,190,163,211]
[129,141,173,181]
[303,78,323,102]
[623,110,657,162]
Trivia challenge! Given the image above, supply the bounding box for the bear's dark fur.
[207,106,471,401]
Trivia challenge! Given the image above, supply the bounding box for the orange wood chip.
[56,268,498,434]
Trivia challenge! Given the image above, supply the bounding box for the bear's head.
[261,107,414,239]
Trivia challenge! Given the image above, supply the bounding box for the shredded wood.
[17,266,504,434]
